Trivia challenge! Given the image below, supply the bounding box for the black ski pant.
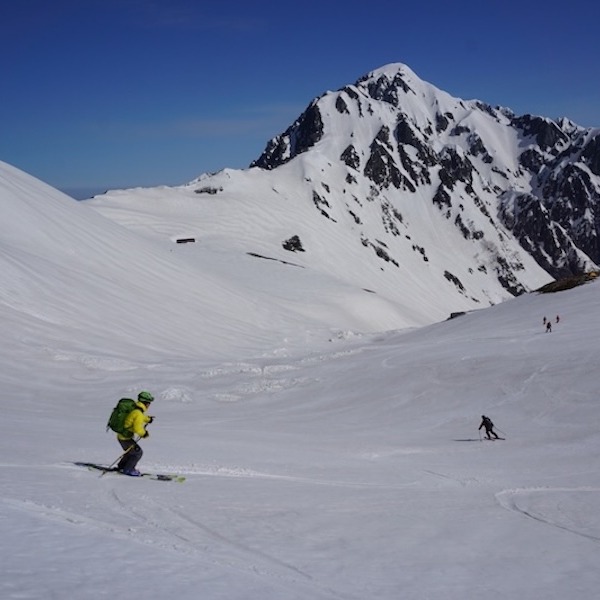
[117,438,143,471]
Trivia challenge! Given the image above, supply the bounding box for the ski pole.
[101,436,140,477]
[495,427,507,438]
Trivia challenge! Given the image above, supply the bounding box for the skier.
[116,391,155,476]
[479,415,500,440]
[546,321,552,333]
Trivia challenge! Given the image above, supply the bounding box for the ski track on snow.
[496,487,600,543]
[22,464,600,547]
[112,491,364,600]
[0,493,358,600]
[56,461,417,491]
[120,494,317,587]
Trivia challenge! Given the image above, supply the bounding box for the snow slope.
[87,64,580,333]
[1,162,600,599]
[0,161,411,363]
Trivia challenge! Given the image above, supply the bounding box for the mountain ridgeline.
[248,64,600,287]
[84,63,600,331]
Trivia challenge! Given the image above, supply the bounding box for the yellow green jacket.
[117,401,151,440]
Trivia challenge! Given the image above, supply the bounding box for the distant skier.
[556,315,560,324]
[479,415,500,440]
[545,321,552,333]
[114,391,155,476]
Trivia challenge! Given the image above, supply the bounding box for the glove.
[147,416,154,424]
[142,431,150,438]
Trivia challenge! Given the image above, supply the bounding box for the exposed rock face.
[247,63,599,295]
[282,235,305,252]
[250,101,324,169]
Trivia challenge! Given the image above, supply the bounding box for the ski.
[484,437,505,441]
[74,462,186,482]
[143,473,186,482]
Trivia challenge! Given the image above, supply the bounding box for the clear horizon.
[2,0,599,194]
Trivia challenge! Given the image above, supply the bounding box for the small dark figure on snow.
[543,316,547,325]
[556,315,560,324]
[545,321,552,333]
[479,415,499,440]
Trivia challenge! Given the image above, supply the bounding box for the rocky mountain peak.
[356,63,417,104]
[248,64,599,289]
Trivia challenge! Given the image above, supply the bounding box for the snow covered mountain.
[251,63,600,281]
[0,159,421,366]
[2,158,600,599]
[87,63,600,332]
[3,66,600,600]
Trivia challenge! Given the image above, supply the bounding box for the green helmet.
[138,391,154,403]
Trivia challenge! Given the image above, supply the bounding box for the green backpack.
[106,398,138,435]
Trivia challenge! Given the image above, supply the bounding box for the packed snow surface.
[1,161,599,599]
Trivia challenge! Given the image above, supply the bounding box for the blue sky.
[2,0,599,198]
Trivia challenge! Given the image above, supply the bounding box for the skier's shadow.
[453,438,482,442]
